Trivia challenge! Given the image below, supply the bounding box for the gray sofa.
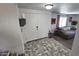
[54,27,75,40]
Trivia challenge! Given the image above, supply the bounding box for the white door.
[22,13,38,42]
[22,13,50,42]
[37,14,50,38]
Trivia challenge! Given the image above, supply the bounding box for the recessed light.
[45,4,53,10]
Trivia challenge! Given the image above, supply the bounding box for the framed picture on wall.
[19,18,26,27]
[69,17,72,22]
[51,18,56,24]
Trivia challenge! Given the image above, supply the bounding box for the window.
[59,16,67,28]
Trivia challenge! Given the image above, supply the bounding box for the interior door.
[22,13,50,42]
[37,14,50,38]
[22,13,38,42]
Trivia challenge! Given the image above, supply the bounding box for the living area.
[49,14,78,49]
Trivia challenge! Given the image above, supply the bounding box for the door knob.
[36,26,38,30]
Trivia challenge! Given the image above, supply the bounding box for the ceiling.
[18,3,79,14]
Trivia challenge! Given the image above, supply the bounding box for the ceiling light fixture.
[45,4,53,10]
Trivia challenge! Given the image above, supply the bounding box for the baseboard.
[25,37,48,44]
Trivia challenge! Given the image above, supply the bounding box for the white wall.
[0,4,24,54]
[19,8,52,43]
[50,13,58,33]
[71,15,79,56]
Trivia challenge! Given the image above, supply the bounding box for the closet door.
[22,13,38,42]
[37,14,50,39]
[22,13,51,42]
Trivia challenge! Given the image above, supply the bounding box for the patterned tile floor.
[24,38,71,56]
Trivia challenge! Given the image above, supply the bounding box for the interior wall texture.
[0,4,24,54]
[71,15,79,56]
